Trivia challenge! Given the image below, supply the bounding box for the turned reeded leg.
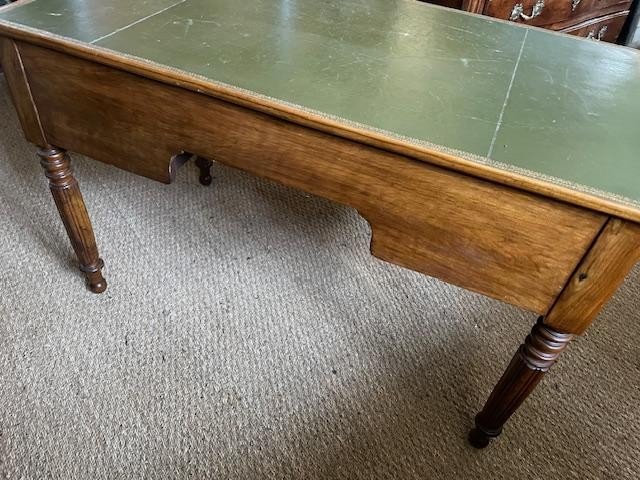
[38,147,107,293]
[194,156,213,186]
[469,317,573,448]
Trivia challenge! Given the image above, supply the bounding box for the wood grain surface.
[0,38,45,145]
[545,218,640,334]
[15,41,609,313]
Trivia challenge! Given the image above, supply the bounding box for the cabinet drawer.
[484,0,631,29]
[561,11,628,41]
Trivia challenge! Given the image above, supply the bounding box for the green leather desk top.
[1,0,639,210]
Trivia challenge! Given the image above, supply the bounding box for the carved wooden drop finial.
[37,147,107,293]
[469,317,573,448]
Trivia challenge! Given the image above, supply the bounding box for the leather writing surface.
[1,0,639,207]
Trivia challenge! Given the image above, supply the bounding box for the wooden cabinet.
[426,0,634,43]
[562,11,629,39]
[483,0,630,29]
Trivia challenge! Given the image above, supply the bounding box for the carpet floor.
[1,74,639,479]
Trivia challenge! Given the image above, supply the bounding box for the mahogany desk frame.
[1,26,639,448]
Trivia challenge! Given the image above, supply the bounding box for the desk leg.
[469,317,572,448]
[38,146,107,293]
[194,156,213,186]
[469,218,640,448]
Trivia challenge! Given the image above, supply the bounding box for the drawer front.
[562,11,628,42]
[484,0,631,29]
[14,41,608,314]
[425,0,465,10]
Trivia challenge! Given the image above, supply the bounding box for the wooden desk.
[1,0,639,449]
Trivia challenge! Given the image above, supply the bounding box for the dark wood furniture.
[1,0,640,450]
[425,0,635,42]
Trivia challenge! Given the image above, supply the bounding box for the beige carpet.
[1,74,639,479]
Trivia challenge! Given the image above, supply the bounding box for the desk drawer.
[8,40,608,314]
[484,0,631,30]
